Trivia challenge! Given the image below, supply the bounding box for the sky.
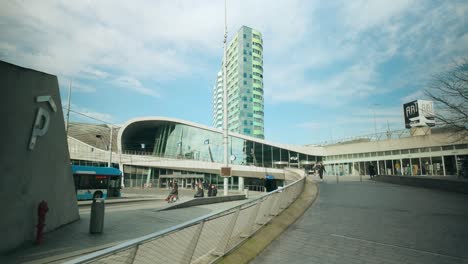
[1,0,467,145]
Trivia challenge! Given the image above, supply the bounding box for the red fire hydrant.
[36,200,49,245]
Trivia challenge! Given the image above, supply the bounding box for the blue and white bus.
[72,165,122,200]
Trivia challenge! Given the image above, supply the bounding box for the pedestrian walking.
[368,163,376,179]
[316,163,325,181]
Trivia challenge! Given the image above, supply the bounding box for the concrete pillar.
[419,157,423,175]
[119,163,125,188]
[376,160,380,175]
[442,156,446,176]
[409,159,413,176]
[238,176,244,191]
[145,168,151,187]
[400,158,403,175]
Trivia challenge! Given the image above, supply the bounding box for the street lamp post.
[65,80,72,132]
[371,104,380,135]
[108,125,113,167]
[222,0,230,196]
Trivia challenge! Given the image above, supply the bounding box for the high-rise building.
[212,26,264,139]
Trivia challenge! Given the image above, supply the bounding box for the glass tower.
[212,26,264,139]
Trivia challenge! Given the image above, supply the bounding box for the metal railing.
[65,173,305,264]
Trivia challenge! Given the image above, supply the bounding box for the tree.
[425,59,468,132]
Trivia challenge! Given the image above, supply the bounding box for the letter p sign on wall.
[29,95,57,150]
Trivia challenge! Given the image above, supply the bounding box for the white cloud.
[114,76,159,98]
[0,0,466,107]
[63,103,114,123]
[58,79,96,93]
[80,67,109,79]
[400,90,425,103]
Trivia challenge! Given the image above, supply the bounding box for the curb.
[77,197,162,207]
[218,177,319,264]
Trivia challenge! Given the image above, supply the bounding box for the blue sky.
[1,0,467,145]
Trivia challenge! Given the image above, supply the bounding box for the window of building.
[244,57,247,62]
[250,74,252,78]
[431,146,441,152]
[243,34,246,39]
[455,144,467,150]
[442,145,454,151]
[244,128,251,134]
[244,80,247,85]
[243,49,247,55]
[246,43,250,47]
[243,120,248,125]
[391,150,399,155]
[243,73,247,78]
[410,148,419,153]
[420,147,430,152]
[401,149,409,154]
[243,104,247,109]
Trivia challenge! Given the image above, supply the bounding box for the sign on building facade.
[403,100,436,129]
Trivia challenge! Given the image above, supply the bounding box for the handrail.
[65,170,305,264]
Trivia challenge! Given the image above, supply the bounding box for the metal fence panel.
[66,175,306,264]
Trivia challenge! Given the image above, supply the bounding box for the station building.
[67,117,468,190]
[68,117,321,190]
[320,127,468,178]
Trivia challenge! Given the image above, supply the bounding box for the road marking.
[330,234,467,260]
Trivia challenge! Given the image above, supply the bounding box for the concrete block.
[0,61,79,252]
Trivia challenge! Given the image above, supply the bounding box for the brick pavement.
[251,180,468,264]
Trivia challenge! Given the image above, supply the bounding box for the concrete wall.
[0,61,79,252]
[161,195,246,211]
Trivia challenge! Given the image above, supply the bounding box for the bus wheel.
[93,191,103,199]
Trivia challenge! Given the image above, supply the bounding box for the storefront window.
[431,156,443,175]
[421,157,431,175]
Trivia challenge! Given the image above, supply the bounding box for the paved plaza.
[0,188,260,264]
[252,179,468,264]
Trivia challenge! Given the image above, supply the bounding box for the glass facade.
[323,144,468,177]
[121,121,318,168]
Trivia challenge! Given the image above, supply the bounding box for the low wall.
[373,175,468,194]
[160,195,246,211]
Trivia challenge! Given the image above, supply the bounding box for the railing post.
[182,221,205,264]
[125,244,139,264]
[279,188,289,210]
[241,202,261,238]
[255,196,270,225]
[269,193,281,216]
[213,207,241,256]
